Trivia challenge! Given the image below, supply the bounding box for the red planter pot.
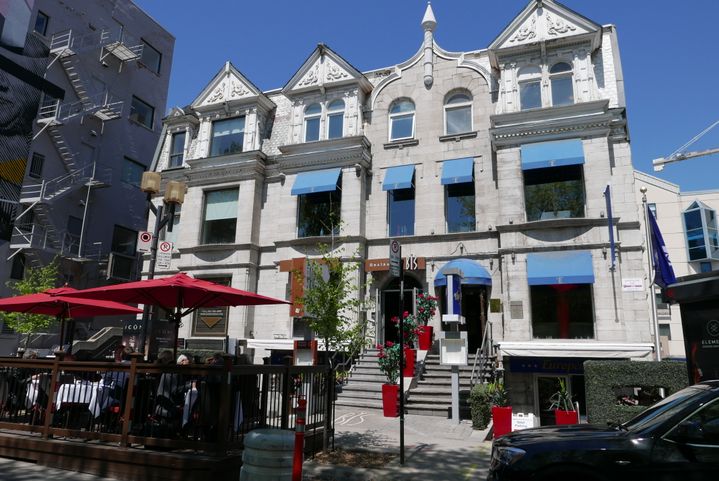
[417,325,433,350]
[554,409,579,425]
[402,348,416,378]
[381,383,399,417]
[492,406,512,439]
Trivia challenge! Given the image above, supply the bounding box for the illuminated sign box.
[439,331,467,366]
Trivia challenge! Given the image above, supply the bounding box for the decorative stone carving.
[206,82,225,103]
[546,12,576,36]
[230,80,250,98]
[325,61,349,81]
[510,16,536,43]
[298,64,320,87]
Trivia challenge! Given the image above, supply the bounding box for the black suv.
[488,381,719,481]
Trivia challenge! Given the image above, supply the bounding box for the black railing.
[0,355,333,455]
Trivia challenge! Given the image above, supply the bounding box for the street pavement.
[0,456,118,481]
[303,406,493,480]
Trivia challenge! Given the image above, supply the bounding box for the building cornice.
[176,151,267,185]
[277,135,372,173]
[496,216,617,233]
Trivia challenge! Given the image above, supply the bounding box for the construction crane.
[653,119,719,171]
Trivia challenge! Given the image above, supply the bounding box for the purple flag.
[647,205,677,288]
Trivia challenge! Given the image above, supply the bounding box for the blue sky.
[135,0,719,192]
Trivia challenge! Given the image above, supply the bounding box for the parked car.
[488,380,719,481]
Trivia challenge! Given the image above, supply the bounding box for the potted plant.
[549,379,578,425]
[377,342,401,417]
[415,292,438,350]
[488,381,512,438]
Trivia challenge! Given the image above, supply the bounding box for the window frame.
[140,39,162,74]
[387,187,415,237]
[210,116,245,157]
[111,225,138,257]
[326,99,345,140]
[443,92,473,135]
[529,283,596,339]
[29,152,45,178]
[296,187,342,238]
[121,157,146,187]
[34,11,49,36]
[549,62,575,107]
[523,164,586,222]
[303,103,322,142]
[518,65,542,111]
[388,99,416,141]
[201,188,239,245]
[445,181,476,233]
[169,131,186,168]
[129,95,155,130]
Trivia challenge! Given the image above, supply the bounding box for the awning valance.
[434,258,492,287]
[382,165,415,191]
[497,341,654,359]
[441,158,474,185]
[521,139,584,170]
[291,168,341,195]
[527,251,594,285]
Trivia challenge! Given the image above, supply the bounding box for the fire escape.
[8,27,143,270]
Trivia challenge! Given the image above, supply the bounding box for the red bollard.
[292,395,307,481]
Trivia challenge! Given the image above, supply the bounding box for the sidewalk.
[303,406,493,480]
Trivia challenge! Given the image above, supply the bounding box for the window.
[298,188,341,238]
[550,62,574,106]
[666,399,719,446]
[388,188,415,236]
[659,324,672,340]
[327,99,344,139]
[444,92,472,135]
[210,117,244,156]
[531,284,594,339]
[66,216,82,255]
[121,157,145,187]
[202,188,238,244]
[446,183,475,233]
[524,165,585,221]
[162,205,181,245]
[518,65,542,110]
[701,261,713,273]
[129,96,154,129]
[169,132,186,168]
[111,225,137,256]
[29,153,44,178]
[683,201,719,261]
[140,40,162,74]
[389,99,415,141]
[10,254,25,280]
[304,104,321,142]
[34,11,49,36]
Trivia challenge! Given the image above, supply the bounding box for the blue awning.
[520,139,584,170]
[434,258,492,287]
[441,158,474,185]
[382,165,415,191]
[527,251,595,285]
[291,168,341,195]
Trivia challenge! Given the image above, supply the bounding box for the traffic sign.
[137,231,153,252]
[156,241,173,269]
[389,240,401,278]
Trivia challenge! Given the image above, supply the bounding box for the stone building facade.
[148,1,653,422]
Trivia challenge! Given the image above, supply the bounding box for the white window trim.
[388,101,416,142]
[549,61,575,107]
[443,95,473,135]
[326,100,345,139]
[303,104,322,143]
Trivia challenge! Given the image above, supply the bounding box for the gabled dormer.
[190,61,275,157]
[281,44,372,145]
[158,106,200,171]
[489,0,604,114]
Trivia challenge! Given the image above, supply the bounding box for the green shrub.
[469,383,492,429]
[584,360,687,426]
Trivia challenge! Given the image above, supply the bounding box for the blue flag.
[647,205,677,288]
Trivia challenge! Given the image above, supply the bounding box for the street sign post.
[156,241,173,269]
[137,231,153,253]
[389,240,401,278]
[389,239,405,464]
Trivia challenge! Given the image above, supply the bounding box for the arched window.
[550,62,574,106]
[389,99,415,141]
[327,99,344,140]
[444,92,472,135]
[518,65,542,110]
[304,103,321,142]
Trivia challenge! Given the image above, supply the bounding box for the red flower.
[403,311,409,318]
[386,341,394,347]
[419,307,425,313]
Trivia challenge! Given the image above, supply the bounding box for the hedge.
[584,360,687,425]
[469,383,492,429]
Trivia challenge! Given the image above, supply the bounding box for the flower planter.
[417,325,433,350]
[381,383,399,417]
[402,347,416,378]
[492,406,512,439]
[554,409,579,425]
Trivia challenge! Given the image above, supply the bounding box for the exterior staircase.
[335,348,387,411]
[45,123,79,172]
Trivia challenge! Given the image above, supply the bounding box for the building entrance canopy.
[434,258,491,286]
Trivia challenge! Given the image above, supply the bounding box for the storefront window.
[531,284,594,339]
[524,164,585,221]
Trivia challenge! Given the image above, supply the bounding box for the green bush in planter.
[469,383,492,429]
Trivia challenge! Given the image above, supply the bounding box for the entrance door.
[380,277,420,345]
[437,285,488,352]
[535,375,570,426]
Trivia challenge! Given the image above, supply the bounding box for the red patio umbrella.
[62,272,289,357]
[0,287,142,354]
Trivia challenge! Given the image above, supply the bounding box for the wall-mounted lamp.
[602,246,608,259]
[489,258,494,270]
[487,224,493,231]
[510,251,516,263]
[354,163,363,177]
[508,219,514,225]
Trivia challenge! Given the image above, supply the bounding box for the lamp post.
[137,171,186,357]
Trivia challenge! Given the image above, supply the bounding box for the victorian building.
[147,1,653,421]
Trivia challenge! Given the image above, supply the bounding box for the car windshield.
[623,385,709,432]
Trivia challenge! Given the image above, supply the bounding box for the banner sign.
[509,357,586,374]
[364,256,426,272]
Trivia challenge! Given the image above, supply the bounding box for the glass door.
[535,375,569,426]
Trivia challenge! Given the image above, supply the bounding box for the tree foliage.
[1,259,59,334]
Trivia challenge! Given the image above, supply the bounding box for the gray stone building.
[0,0,174,353]
[148,1,653,422]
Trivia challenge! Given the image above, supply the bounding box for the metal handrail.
[470,322,493,387]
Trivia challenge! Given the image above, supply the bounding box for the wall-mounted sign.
[364,255,426,272]
[192,277,230,336]
[622,278,644,291]
[156,241,173,269]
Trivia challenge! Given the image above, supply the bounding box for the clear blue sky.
[135,0,719,192]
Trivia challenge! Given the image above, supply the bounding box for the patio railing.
[0,355,333,455]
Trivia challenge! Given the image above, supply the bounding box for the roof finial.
[422,1,436,32]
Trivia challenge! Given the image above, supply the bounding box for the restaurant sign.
[365,255,426,272]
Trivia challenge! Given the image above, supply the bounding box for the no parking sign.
[157,241,173,269]
[137,231,153,252]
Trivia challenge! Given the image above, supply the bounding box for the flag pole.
[641,186,662,361]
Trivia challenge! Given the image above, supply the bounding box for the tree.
[1,259,59,346]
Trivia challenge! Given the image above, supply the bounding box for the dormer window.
[389,99,415,141]
[518,66,542,110]
[327,99,344,139]
[169,131,186,168]
[550,62,574,106]
[210,117,245,156]
[304,103,321,142]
